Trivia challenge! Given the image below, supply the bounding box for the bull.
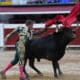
[24,27,75,78]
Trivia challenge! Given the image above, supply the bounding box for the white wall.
[0,24,4,47]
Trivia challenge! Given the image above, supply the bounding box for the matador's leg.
[0,44,19,79]
[16,41,26,80]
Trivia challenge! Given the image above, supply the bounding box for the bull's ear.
[72,27,79,34]
[72,30,76,33]
[72,27,79,32]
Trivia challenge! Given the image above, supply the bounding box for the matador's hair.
[25,20,33,26]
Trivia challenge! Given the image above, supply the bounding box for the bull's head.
[62,27,76,40]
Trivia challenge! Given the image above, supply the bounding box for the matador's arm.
[32,27,47,35]
[5,28,18,41]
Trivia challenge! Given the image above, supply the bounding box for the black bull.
[24,27,75,77]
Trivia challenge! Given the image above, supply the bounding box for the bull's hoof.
[0,71,6,79]
[54,74,58,78]
[38,73,43,76]
[59,71,63,76]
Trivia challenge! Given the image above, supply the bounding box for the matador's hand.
[4,34,10,42]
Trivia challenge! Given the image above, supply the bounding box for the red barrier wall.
[4,28,80,47]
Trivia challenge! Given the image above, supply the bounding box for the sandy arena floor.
[0,49,80,80]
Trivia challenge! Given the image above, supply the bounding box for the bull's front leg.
[52,61,63,78]
[52,61,58,78]
[56,62,63,76]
